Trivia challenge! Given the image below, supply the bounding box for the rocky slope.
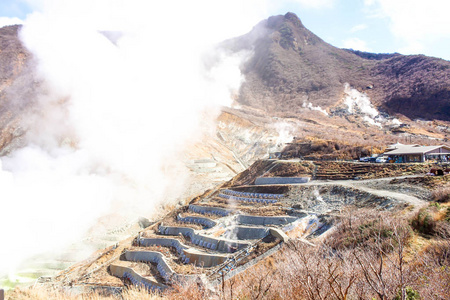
[0,25,35,155]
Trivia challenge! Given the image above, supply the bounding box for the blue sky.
[272,0,450,60]
[0,0,449,60]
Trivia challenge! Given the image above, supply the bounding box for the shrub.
[430,202,441,209]
[411,205,450,237]
[413,240,450,298]
[328,209,412,253]
[421,241,450,267]
[394,286,420,300]
[432,187,450,203]
[411,208,436,235]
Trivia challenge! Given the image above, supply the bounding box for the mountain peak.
[283,12,304,28]
[266,12,304,30]
[223,13,450,122]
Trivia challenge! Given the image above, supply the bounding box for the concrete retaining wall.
[223,189,284,199]
[139,238,188,255]
[188,204,232,217]
[159,225,250,253]
[183,251,228,268]
[269,228,289,242]
[236,215,298,226]
[224,226,269,240]
[138,238,228,267]
[177,214,217,229]
[159,225,194,237]
[109,263,167,291]
[218,193,278,204]
[254,177,310,185]
[212,242,284,285]
[125,251,174,282]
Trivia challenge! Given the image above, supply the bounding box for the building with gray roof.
[384,144,450,163]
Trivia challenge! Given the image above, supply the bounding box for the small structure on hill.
[268,143,285,159]
[384,143,450,163]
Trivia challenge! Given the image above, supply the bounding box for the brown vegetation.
[262,161,314,177]
[214,208,449,300]
[282,138,382,160]
[411,204,450,238]
[432,186,450,203]
[8,285,163,300]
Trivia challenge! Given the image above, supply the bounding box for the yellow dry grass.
[7,285,164,300]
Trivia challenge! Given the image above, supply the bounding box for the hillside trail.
[305,175,428,212]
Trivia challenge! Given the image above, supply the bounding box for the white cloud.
[291,0,336,9]
[365,0,450,58]
[350,24,367,33]
[342,37,371,52]
[0,16,23,27]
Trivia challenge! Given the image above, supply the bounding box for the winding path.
[305,175,428,211]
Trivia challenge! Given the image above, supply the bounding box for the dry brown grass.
[411,203,450,237]
[432,186,450,203]
[213,208,449,300]
[7,285,163,300]
[263,161,315,177]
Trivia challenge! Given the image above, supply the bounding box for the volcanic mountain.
[0,13,449,159]
[221,12,450,122]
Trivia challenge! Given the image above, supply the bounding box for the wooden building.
[384,143,450,163]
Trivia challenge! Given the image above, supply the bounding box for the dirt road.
[305,175,428,211]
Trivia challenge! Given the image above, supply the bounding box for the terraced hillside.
[33,159,434,296]
[228,159,431,184]
[313,161,431,180]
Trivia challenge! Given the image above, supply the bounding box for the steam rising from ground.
[343,83,382,127]
[302,101,329,116]
[0,0,271,276]
[342,83,403,128]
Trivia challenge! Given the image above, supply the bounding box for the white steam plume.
[343,83,382,127]
[0,0,270,276]
[343,83,378,118]
[302,101,329,116]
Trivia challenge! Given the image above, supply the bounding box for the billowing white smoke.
[342,83,404,128]
[391,118,402,126]
[0,0,271,276]
[273,122,295,144]
[343,83,382,127]
[302,101,329,116]
[343,83,378,118]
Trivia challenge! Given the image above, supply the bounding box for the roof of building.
[386,143,419,150]
[384,145,450,155]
